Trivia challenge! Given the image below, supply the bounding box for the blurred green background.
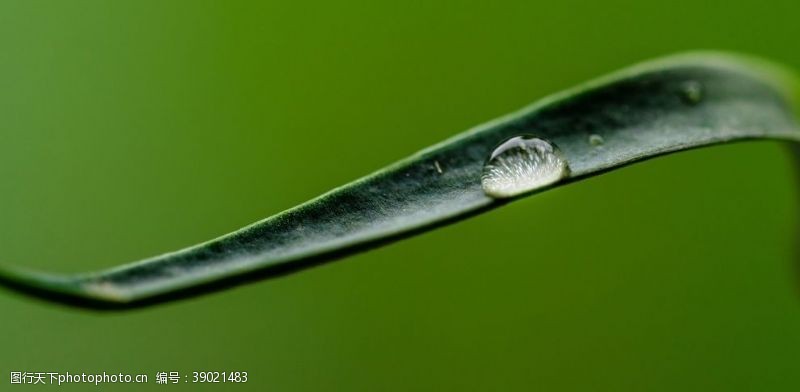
[1,0,800,390]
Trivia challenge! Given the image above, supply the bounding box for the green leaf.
[2,51,798,310]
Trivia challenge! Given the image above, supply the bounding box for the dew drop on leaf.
[481,136,570,199]
[680,81,704,105]
[588,134,605,146]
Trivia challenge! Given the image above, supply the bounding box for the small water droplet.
[588,134,604,146]
[680,81,704,105]
[481,136,570,199]
[434,160,443,174]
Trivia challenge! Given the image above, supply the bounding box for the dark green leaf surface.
[1,52,798,310]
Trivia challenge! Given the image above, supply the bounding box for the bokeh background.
[2,1,800,390]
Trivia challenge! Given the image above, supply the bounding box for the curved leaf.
[1,51,798,310]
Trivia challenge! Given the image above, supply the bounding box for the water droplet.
[588,134,604,146]
[680,81,704,105]
[481,136,570,198]
[434,160,443,174]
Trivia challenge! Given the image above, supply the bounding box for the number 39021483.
[192,372,248,383]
